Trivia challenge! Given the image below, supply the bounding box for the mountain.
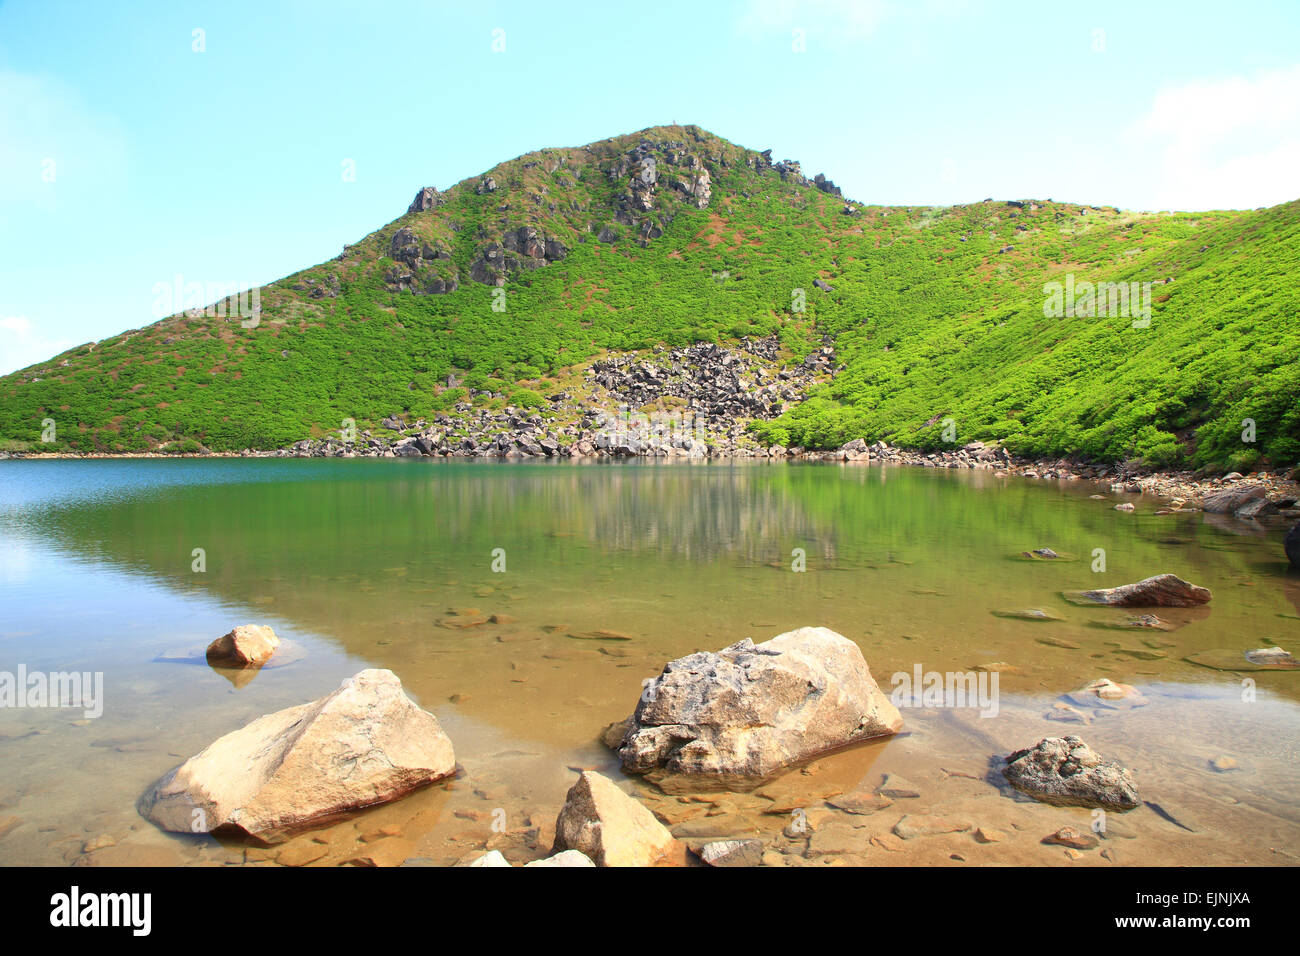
[1,124,1297,470]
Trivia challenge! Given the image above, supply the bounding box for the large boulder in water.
[1201,483,1266,514]
[1068,573,1211,607]
[1003,735,1139,809]
[140,669,456,841]
[1287,522,1300,569]
[615,626,902,778]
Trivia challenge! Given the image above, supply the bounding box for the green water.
[1,459,1298,866]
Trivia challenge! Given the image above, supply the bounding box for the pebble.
[1043,826,1099,850]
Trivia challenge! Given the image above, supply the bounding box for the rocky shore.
[8,441,1297,521]
[4,335,1297,518]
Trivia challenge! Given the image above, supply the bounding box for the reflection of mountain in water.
[10,460,1294,668]
[16,461,844,574]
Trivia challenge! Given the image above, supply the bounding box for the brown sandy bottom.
[4,673,1297,868]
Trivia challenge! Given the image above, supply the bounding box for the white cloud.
[0,315,75,377]
[1133,65,1300,210]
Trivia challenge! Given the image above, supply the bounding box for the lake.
[1,458,1297,866]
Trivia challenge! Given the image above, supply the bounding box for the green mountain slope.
[1,124,1297,470]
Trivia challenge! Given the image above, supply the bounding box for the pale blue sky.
[2,0,1298,373]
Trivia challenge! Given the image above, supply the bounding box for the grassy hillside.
[1,124,1296,470]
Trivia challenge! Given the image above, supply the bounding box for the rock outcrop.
[1068,573,1211,607]
[1002,735,1139,809]
[552,771,680,867]
[407,187,443,213]
[205,624,280,668]
[614,626,902,778]
[140,669,456,841]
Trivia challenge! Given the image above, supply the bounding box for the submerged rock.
[616,626,902,778]
[826,791,892,814]
[697,839,763,867]
[994,608,1064,622]
[552,771,681,867]
[206,624,280,668]
[1022,547,1061,559]
[1065,677,1148,710]
[1186,648,1300,671]
[876,773,921,798]
[1067,573,1211,608]
[599,717,634,749]
[1043,825,1098,850]
[1002,735,1139,809]
[1287,522,1300,569]
[1244,646,1297,667]
[892,814,971,839]
[139,669,456,841]
[1095,613,1176,632]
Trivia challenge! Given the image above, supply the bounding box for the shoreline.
[4,443,1298,519]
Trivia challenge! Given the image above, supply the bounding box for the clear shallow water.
[0,459,1297,866]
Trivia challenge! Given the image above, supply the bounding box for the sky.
[1,0,1298,374]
